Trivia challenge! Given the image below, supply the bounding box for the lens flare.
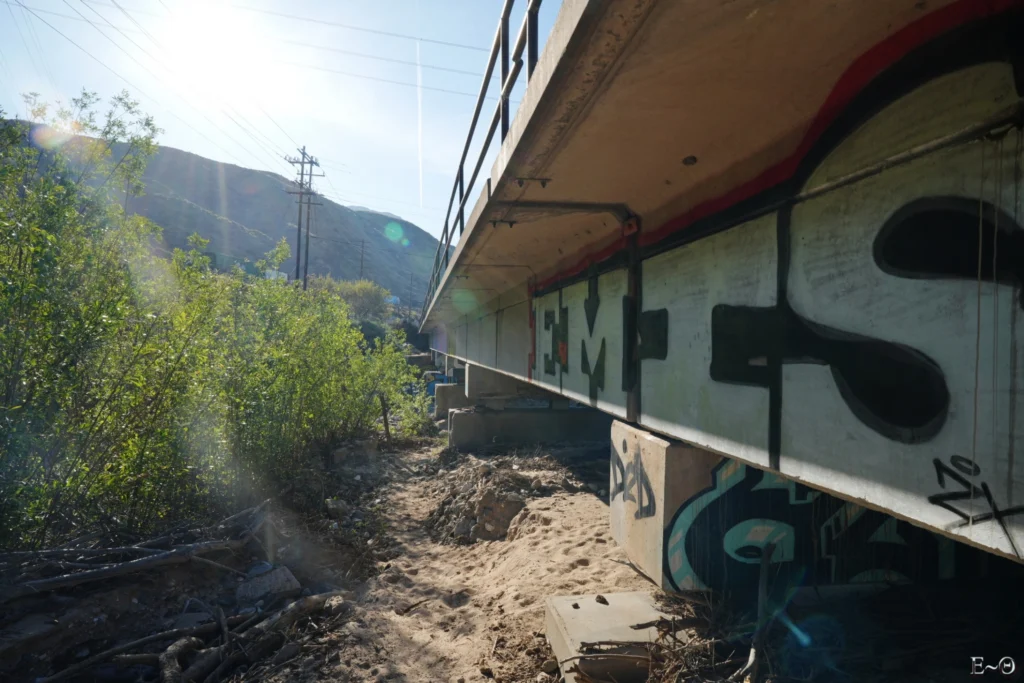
[31,125,73,151]
[451,289,478,314]
[401,238,410,247]
[384,221,404,243]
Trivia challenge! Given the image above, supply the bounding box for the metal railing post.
[500,7,511,140]
[458,168,465,235]
[527,0,539,76]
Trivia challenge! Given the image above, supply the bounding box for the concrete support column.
[609,421,721,593]
[610,420,970,601]
[448,407,611,450]
[464,363,551,401]
[434,383,473,419]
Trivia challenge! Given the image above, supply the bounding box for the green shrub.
[0,93,428,549]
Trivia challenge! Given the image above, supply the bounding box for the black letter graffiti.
[542,307,568,377]
[928,456,1024,558]
[611,441,656,520]
[580,338,606,403]
[710,304,948,444]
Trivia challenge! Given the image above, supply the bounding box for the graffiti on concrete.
[710,302,949,445]
[663,459,954,597]
[580,338,606,402]
[929,455,1024,559]
[611,439,656,520]
[542,306,568,376]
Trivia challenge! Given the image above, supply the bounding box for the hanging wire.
[992,132,1003,520]
[1010,126,1023,507]
[970,137,987,532]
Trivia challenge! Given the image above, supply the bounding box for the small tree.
[311,278,391,321]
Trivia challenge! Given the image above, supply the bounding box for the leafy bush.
[0,93,428,549]
[310,277,391,321]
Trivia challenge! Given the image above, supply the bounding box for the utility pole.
[285,146,322,286]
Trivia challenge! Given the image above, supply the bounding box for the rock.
[595,595,609,605]
[173,611,212,630]
[344,622,370,640]
[236,566,301,605]
[272,642,302,665]
[536,674,551,683]
[480,666,495,678]
[453,518,472,538]
[246,561,274,577]
[325,498,349,519]
[531,478,543,490]
[541,659,559,674]
[324,595,350,616]
[354,474,362,482]
[477,463,492,476]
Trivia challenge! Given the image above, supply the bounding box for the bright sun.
[156,0,276,107]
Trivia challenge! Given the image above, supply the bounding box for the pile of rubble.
[424,451,593,544]
[0,502,367,682]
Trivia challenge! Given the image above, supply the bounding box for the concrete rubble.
[235,566,302,605]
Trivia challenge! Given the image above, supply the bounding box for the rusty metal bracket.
[489,200,638,230]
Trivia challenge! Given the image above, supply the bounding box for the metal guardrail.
[421,0,543,323]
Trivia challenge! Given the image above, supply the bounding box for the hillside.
[128,144,438,304]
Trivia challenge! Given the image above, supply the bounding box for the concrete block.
[434,383,473,419]
[609,421,721,591]
[448,407,612,450]
[465,363,552,400]
[544,591,669,683]
[444,356,464,375]
[404,353,433,369]
[610,421,984,600]
[236,566,301,605]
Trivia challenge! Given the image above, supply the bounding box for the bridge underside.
[422,0,1024,566]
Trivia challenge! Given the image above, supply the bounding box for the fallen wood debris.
[0,500,356,682]
[0,501,270,605]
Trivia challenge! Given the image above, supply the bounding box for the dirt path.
[346,445,649,683]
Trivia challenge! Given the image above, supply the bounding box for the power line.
[83,0,294,173]
[228,4,487,53]
[280,61,495,100]
[15,1,256,170]
[79,0,488,52]
[108,0,158,45]
[282,40,480,77]
[3,2,137,30]
[5,2,501,105]
[19,2,61,94]
[65,0,290,173]
[6,3,45,93]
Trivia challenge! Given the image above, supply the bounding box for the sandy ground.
[351,446,649,683]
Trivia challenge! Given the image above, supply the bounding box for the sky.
[0,0,564,239]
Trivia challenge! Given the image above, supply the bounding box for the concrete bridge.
[420,0,1024,593]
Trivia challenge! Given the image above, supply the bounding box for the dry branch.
[1,537,249,604]
[38,615,248,683]
[160,637,203,683]
[182,590,347,683]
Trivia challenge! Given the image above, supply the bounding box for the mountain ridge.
[126,143,438,304]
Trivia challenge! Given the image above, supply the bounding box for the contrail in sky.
[415,0,424,209]
[417,38,423,209]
